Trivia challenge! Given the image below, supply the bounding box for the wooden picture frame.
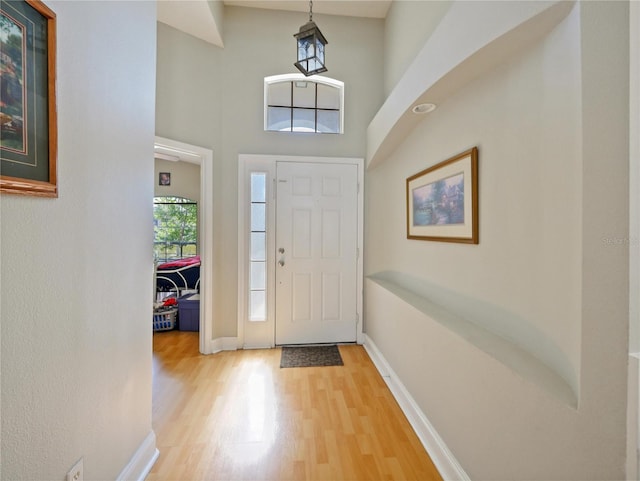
[406,147,478,244]
[0,0,57,197]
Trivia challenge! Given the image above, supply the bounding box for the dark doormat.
[280,344,344,368]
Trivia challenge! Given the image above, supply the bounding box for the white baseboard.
[116,430,159,481]
[363,334,470,481]
[210,336,238,353]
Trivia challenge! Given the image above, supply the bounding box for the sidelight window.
[249,173,267,321]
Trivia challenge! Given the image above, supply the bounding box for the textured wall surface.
[0,2,157,479]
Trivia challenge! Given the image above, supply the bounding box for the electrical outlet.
[66,458,83,481]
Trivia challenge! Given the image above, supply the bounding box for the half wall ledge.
[366,0,575,170]
[366,272,578,408]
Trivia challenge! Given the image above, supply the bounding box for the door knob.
[279,247,285,254]
[278,259,285,267]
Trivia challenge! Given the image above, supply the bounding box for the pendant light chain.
[309,0,313,22]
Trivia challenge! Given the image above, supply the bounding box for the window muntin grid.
[249,173,267,321]
[265,75,343,134]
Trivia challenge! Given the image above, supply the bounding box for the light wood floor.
[148,331,442,481]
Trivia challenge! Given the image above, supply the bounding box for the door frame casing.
[154,136,214,354]
[237,154,364,349]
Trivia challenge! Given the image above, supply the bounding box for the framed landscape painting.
[406,147,478,244]
[0,0,57,197]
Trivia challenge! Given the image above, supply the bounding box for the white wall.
[155,22,222,148]
[630,0,640,357]
[383,0,452,96]
[208,0,225,45]
[0,2,157,480]
[365,1,629,479]
[156,6,384,338]
[372,0,583,397]
[628,0,640,477]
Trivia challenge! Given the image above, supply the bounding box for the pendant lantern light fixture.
[293,0,328,76]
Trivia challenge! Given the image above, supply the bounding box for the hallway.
[147,331,442,480]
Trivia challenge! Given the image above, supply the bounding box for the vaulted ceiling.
[224,1,391,18]
[157,0,391,47]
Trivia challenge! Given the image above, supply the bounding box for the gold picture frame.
[0,0,57,197]
[406,147,478,244]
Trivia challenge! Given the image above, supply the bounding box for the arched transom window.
[264,74,344,134]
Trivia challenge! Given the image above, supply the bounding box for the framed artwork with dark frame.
[159,172,171,186]
[0,0,57,197]
[406,147,478,244]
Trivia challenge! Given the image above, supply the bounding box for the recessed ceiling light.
[412,103,437,114]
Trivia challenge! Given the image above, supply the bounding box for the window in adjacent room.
[264,74,344,133]
[153,196,198,263]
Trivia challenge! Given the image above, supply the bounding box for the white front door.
[275,162,359,345]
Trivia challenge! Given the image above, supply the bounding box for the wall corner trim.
[210,336,239,354]
[116,430,159,481]
[363,335,470,481]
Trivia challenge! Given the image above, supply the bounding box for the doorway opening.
[154,136,214,354]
